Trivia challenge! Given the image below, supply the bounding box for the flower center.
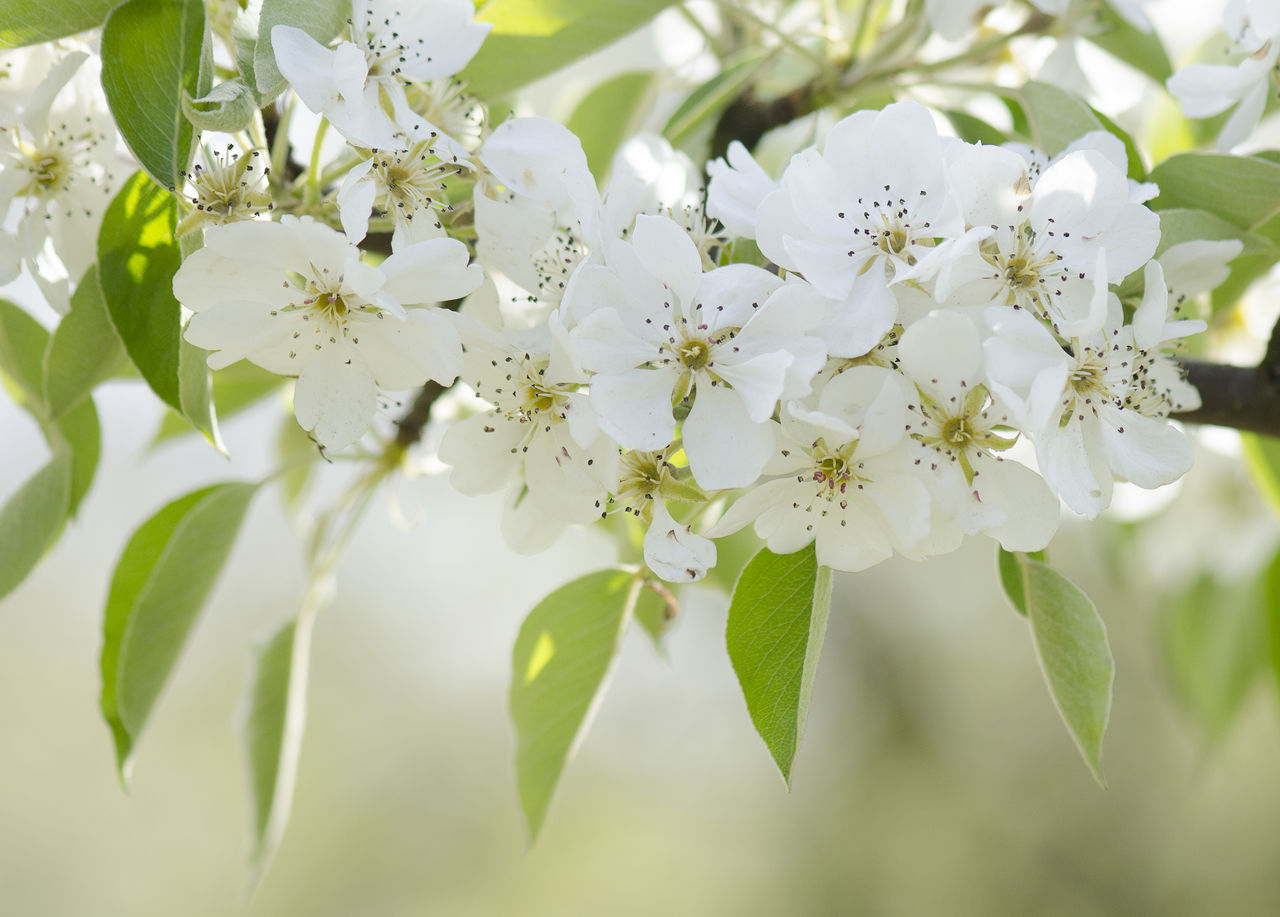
[810,437,859,491]
[940,415,972,447]
[677,339,712,372]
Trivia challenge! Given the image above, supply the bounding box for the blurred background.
[7,0,1280,914]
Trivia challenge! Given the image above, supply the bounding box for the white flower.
[897,311,1059,551]
[1167,0,1280,150]
[643,501,716,583]
[984,262,1204,516]
[272,0,490,150]
[708,365,931,572]
[706,139,778,240]
[337,137,463,248]
[174,215,482,449]
[565,214,826,490]
[0,47,117,312]
[437,319,619,527]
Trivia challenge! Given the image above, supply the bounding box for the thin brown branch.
[1175,359,1280,438]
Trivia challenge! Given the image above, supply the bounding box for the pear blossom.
[708,365,931,572]
[644,501,716,583]
[272,0,491,150]
[337,137,463,247]
[174,215,482,450]
[706,139,778,240]
[984,262,1204,516]
[565,214,826,490]
[0,48,117,311]
[1167,0,1280,150]
[174,146,273,237]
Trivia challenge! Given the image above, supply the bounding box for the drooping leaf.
[1009,553,1114,785]
[725,543,833,785]
[52,396,101,517]
[240,613,314,875]
[101,0,210,187]
[0,0,119,47]
[997,548,1047,616]
[98,171,220,446]
[182,78,258,132]
[253,0,348,103]
[0,450,72,602]
[1149,153,1280,229]
[151,360,283,447]
[632,578,677,652]
[1160,574,1263,745]
[0,298,49,412]
[510,568,637,841]
[43,266,128,419]
[566,71,653,181]
[100,481,259,778]
[1242,433,1280,519]
[461,0,681,99]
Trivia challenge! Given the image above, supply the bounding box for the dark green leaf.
[1150,153,1280,229]
[943,109,1009,146]
[1090,106,1146,180]
[98,171,219,446]
[1012,554,1113,785]
[725,543,833,784]
[510,568,637,841]
[241,613,313,874]
[0,0,119,47]
[43,265,128,419]
[254,0,348,102]
[566,71,653,181]
[462,0,681,99]
[100,481,259,778]
[0,451,72,602]
[101,0,209,187]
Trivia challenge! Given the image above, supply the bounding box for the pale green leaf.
[1013,554,1114,785]
[1243,434,1280,518]
[101,0,209,187]
[182,78,257,132]
[98,171,220,447]
[1082,6,1173,84]
[240,614,313,875]
[632,579,677,653]
[1160,574,1263,744]
[0,298,49,413]
[943,109,1009,146]
[273,410,317,512]
[152,360,283,447]
[100,481,259,778]
[254,0,348,103]
[1150,153,1280,229]
[0,451,72,602]
[567,71,653,181]
[663,56,763,147]
[461,0,681,99]
[1153,208,1274,259]
[43,266,128,419]
[0,0,118,47]
[510,569,637,841]
[725,543,833,785]
[997,548,1047,617]
[51,396,101,517]
[1016,81,1102,157]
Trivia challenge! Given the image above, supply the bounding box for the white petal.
[589,367,678,449]
[630,213,704,309]
[381,237,483,305]
[644,502,716,583]
[292,349,377,450]
[438,413,522,494]
[684,381,775,490]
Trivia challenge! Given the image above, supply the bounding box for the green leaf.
[997,548,1047,616]
[53,396,101,517]
[43,266,128,419]
[0,0,118,47]
[1082,6,1173,84]
[461,0,681,99]
[663,55,763,148]
[943,109,1009,146]
[152,359,283,446]
[98,171,219,447]
[0,299,49,412]
[1016,81,1103,157]
[1264,551,1280,700]
[101,0,209,187]
[725,543,833,784]
[1090,106,1146,181]
[632,579,677,652]
[100,481,259,778]
[566,71,653,181]
[1242,433,1280,519]
[254,0,348,103]
[1149,153,1280,229]
[0,451,72,602]
[182,78,258,132]
[273,410,317,512]
[240,613,313,875]
[1010,553,1114,785]
[1153,208,1275,259]
[510,568,637,841]
[1160,574,1263,744]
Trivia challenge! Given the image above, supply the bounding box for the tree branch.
[1176,359,1280,438]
